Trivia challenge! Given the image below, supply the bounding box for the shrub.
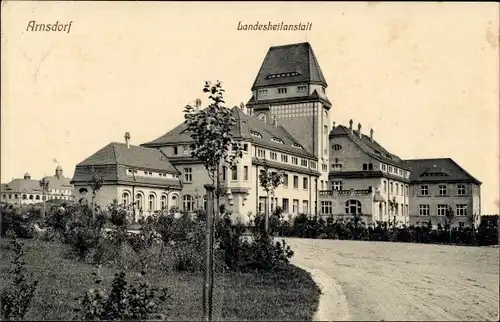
[1,204,37,239]
[74,268,169,321]
[1,238,39,321]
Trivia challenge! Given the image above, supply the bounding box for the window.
[320,180,324,190]
[321,201,333,215]
[303,177,308,190]
[331,163,342,170]
[457,184,466,196]
[293,176,299,189]
[322,164,328,172]
[310,161,317,169]
[259,114,267,123]
[363,164,368,171]
[257,149,266,158]
[277,88,287,94]
[243,166,248,181]
[35,195,40,200]
[282,198,289,213]
[283,174,289,187]
[332,144,342,151]
[438,185,447,196]
[136,193,144,210]
[291,157,298,165]
[183,145,190,155]
[459,222,465,228]
[29,195,33,200]
[281,154,288,163]
[405,185,409,196]
[303,200,309,213]
[243,143,248,152]
[270,152,277,160]
[221,166,226,181]
[297,85,306,92]
[388,166,393,173]
[231,166,238,180]
[368,163,373,170]
[456,204,467,216]
[122,192,130,206]
[301,159,308,167]
[293,199,299,213]
[390,182,394,194]
[271,138,284,144]
[22,194,27,200]
[148,194,156,211]
[381,164,387,171]
[161,195,167,210]
[259,89,268,95]
[437,204,448,216]
[251,131,263,138]
[292,143,303,149]
[345,200,362,215]
[383,180,387,193]
[183,195,194,212]
[332,181,342,191]
[173,146,178,155]
[258,197,266,213]
[419,204,430,216]
[184,168,192,182]
[420,185,429,196]
[396,184,399,195]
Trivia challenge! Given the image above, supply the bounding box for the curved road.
[284,238,499,321]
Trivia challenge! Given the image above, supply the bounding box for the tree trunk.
[92,192,96,222]
[265,192,270,233]
[203,185,215,321]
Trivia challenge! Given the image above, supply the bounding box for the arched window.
[148,194,156,211]
[29,195,34,200]
[172,195,179,207]
[22,194,27,200]
[183,195,194,212]
[345,200,362,215]
[161,195,167,210]
[35,195,40,200]
[79,188,88,194]
[136,193,144,210]
[258,114,267,123]
[122,192,130,206]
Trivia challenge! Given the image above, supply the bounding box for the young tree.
[183,81,243,320]
[39,177,50,219]
[445,205,455,243]
[87,166,104,222]
[259,162,284,233]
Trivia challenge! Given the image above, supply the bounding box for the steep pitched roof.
[251,42,328,90]
[330,124,410,170]
[405,158,481,184]
[142,107,316,159]
[76,142,179,174]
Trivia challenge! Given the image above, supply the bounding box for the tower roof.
[251,42,328,90]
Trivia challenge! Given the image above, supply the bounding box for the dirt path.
[285,238,499,321]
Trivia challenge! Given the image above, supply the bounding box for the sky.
[1,1,499,213]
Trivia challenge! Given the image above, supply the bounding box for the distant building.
[70,133,183,221]
[1,165,75,205]
[405,158,481,228]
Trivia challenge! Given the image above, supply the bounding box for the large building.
[71,42,482,226]
[1,165,75,205]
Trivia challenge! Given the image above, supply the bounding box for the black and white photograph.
[1,1,499,321]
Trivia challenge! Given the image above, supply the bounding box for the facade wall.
[408,182,478,228]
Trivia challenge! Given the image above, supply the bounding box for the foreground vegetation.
[0,201,319,321]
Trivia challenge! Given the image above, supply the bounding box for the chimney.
[370,128,374,143]
[349,119,353,134]
[357,123,362,138]
[124,132,131,148]
[272,116,278,127]
[332,121,336,129]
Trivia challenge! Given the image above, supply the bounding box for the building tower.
[55,165,63,179]
[246,42,332,189]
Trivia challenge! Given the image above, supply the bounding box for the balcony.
[319,187,373,196]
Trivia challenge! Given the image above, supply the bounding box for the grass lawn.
[0,238,319,321]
